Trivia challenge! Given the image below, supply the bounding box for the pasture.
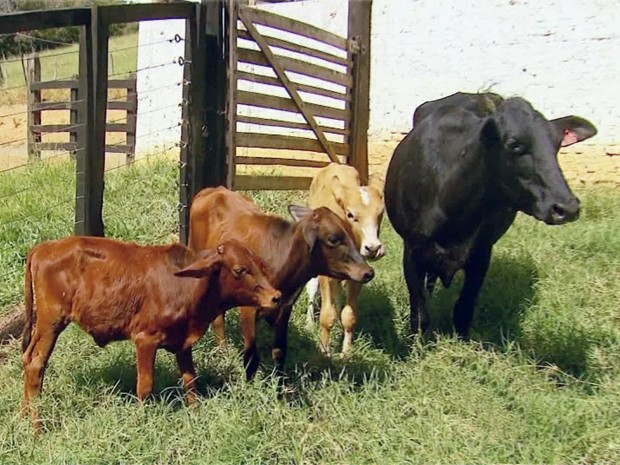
[0,158,619,464]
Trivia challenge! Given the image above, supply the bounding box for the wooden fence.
[26,54,137,162]
[228,1,371,190]
[0,0,371,242]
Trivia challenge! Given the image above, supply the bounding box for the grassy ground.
[0,159,619,464]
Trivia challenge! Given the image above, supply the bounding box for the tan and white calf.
[306,163,385,354]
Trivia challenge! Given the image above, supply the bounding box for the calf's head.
[332,183,385,260]
[288,205,375,283]
[484,97,597,225]
[175,241,281,309]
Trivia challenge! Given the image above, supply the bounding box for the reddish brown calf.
[21,236,280,432]
[189,186,374,385]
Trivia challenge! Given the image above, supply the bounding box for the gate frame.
[219,0,372,190]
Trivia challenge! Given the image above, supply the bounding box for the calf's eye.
[232,265,246,278]
[327,234,341,246]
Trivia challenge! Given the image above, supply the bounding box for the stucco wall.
[135,0,619,152]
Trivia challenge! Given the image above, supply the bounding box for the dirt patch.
[0,98,131,172]
[2,100,618,187]
[367,135,620,189]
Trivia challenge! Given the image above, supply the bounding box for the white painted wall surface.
[134,19,186,153]
[135,0,619,152]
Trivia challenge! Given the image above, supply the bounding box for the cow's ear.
[302,223,318,250]
[331,177,347,209]
[288,205,313,223]
[480,117,501,150]
[549,116,597,147]
[174,249,223,278]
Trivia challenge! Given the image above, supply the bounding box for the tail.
[21,250,35,353]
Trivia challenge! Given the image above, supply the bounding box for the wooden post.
[347,0,372,184]
[202,0,227,189]
[26,53,41,161]
[179,4,203,246]
[225,0,238,189]
[75,6,105,237]
[126,74,137,163]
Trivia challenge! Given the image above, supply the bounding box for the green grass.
[1,160,620,464]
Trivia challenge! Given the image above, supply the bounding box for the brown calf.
[305,163,385,354]
[189,186,374,383]
[21,236,280,432]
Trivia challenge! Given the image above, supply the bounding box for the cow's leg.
[341,280,362,354]
[305,277,319,327]
[453,245,492,338]
[21,321,66,433]
[319,276,341,355]
[240,306,260,381]
[211,313,227,349]
[272,304,293,395]
[403,241,429,334]
[134,334,158,400]
[175,348,197,405]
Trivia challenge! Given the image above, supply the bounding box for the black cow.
[385,92,597,337]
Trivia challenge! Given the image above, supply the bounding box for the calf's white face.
[342,186,385,260]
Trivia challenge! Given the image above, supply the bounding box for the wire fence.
[1,23,189,313]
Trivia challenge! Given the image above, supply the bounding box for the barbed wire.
[108,60,176,79]
[0,196,75,230]
[15,32,73,47]
[0,98,86,120]
[0,136,27,148]
[108,81,182,102]
[0,146,85,175]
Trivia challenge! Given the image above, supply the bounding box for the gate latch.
[348,36,365,54]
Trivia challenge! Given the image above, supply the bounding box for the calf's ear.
[549,116,598,147]
[174,250,223,278]
[288,205,318,249]
[288,205,313,222]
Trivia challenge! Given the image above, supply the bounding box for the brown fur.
[188,186,374,383]
[21,236,280,432]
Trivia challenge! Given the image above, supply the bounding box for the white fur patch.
[360,187,370,206]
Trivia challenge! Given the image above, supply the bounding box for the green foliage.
[0,0,133,58]
[1,159,620,463]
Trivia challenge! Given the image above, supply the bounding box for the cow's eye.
[327,234,342,246]
[346,210,355,220]
[506,138,524,154]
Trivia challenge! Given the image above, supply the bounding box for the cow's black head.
[482,97,597,225]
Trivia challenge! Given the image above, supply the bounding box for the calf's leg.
[403,241,429,334]
[134,334,158,400]
[305,277,319,327]
[271,304,293,395]
[341,280,362,354]
[453,245,492,338]
[175,348,197,404]
[240,306,260,381]
[318,276,341,354]
[211,314,227,349]
[21,322,66,432]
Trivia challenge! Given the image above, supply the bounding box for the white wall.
[135,0,619,152]
[369,0,619,149]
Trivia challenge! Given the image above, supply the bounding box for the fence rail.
[0,0,370,239]
[26,54,137,161]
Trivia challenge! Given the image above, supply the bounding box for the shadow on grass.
[423,253,596,377]
[424,254,538,343]
[71,343,237,405]
[218,302,398,392]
